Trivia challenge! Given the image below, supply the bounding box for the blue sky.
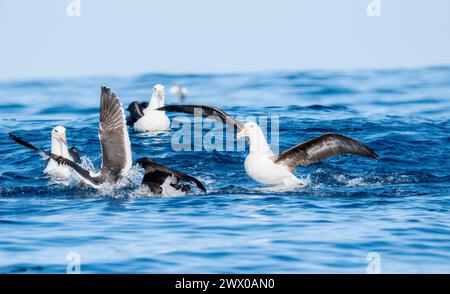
[0,0,449,80]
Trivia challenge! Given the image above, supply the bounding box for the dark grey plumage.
[8,133,82,164]
[137,157,206,194]
[98,86,132,183]
[157,105,244,131]
[17,86,133,187]
[68,147,82,164]
[126,101,149,126]
[158,104,379,170]
[274,133,379,170]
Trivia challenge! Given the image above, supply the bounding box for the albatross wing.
[99,87,132,183]
[50,155,100,186]
[274,133,379,170]
[126,101,148,126]
[8,133,45,154]
[138,158,207,193]
[8,133,99,185]
[68,147,82,164]
[157,105,244,131]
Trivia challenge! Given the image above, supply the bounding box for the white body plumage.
[134,109,170,133]
[238,121,302,187]
[133,84,170,133]
[43,126,74,179]
[244,153,300,186]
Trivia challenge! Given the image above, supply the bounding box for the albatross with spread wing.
[45,86,133,187]
[9,126,81,180]
[158,105,379,187]
[127,84,170,133]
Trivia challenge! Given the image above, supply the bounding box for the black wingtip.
[7,132,43,153]
[101,86,115,99]
[8,132,20,145]
[363,145,380,160]
[334,133,380,161]
[370,151,380,160]
[8,132,20,143]
[196,181,207,193]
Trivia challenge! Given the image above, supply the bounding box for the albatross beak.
[237,129,247,140]
[60,132,67,145]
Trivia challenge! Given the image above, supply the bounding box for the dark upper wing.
[50,155,100,186]
[274,133,379,170]
[126,101,147,126]
[140,160,207,193]
[8,133,45,154]
[99,87,132,181]
[69,147,82,164]
[157,105,243,131]
[8,133,99,185]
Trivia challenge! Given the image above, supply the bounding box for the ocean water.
[0,67,450,273]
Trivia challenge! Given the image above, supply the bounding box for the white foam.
[129,176,187,198]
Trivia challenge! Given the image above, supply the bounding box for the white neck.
[51,137,70,157]
[248,129,273,155]
[148,93,164,111]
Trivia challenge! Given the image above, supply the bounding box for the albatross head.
[237,121,272,154]
[149,84,165,109]
[51,126,67,146]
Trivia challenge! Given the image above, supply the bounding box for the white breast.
[44,156,73,180]
[134,110,170,132]
[244,153,297,185]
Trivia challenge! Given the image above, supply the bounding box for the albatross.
[9,126,81,180]
[135,157,206,195]
[169,85,188,104]
[127,84,170,133]
[33,86,133,188]
[157,105,380,187]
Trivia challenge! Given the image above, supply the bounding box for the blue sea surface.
[0,67,450,273]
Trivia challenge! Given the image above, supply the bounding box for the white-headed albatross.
[9,126,81,180]
[127,84,170,133]
[13,87,133,188]
[157,105,379,187]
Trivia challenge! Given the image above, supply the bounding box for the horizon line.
[1,63,449,83]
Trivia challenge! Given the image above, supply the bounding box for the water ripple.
[0,67,450,273]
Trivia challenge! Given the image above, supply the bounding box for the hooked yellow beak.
[157,89,164,97]
[59,132,67,145]
[237,129,247,140]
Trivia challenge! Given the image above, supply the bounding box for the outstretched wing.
[126,101,148,126]
[8,133,45,154]
[274,133,379,170]
[50,155,100,186]
[140,159,207,193]
[8,133,99,185]
[157,104,243,131]
[99,87,132,180]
